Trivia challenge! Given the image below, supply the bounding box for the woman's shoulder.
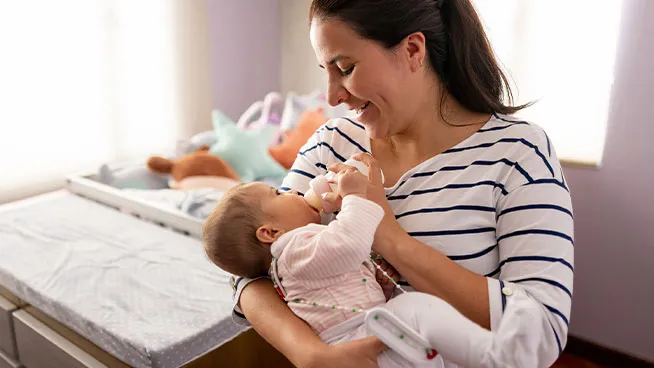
[481,113,557,159]
[486,113,550,143]
[481,113,565,185]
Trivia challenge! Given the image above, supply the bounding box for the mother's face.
[310,18,424,139]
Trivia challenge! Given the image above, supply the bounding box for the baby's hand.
[336,168,368,197]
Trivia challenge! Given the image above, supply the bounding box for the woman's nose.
[326,78,348,107]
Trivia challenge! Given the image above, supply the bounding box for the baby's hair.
[203,184,272,278]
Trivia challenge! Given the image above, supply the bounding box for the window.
[472,0,624,166]
[0,0,211,202]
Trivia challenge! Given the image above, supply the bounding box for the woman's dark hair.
[309,0,531,117]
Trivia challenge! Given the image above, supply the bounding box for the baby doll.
[203,167,551,368]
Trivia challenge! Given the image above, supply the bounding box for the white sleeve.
[487,133,574,366]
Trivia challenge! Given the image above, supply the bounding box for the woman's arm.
[381,231,491,329]
[239,279,388,368]
[239,279,324,367]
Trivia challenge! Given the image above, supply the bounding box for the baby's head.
[203,182,321,278]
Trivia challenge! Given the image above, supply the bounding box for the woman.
[233,0,573,367]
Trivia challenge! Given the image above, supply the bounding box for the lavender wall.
[206,0,280,121]
[563,0,654,362]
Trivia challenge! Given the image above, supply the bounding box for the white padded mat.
[0,192,246,368]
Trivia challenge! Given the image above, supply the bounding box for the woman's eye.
[340,66,354,76]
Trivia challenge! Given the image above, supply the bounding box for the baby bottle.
[304,159,369,213]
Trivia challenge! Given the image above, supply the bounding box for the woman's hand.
[327,153,405,253]
[306,337,386,368]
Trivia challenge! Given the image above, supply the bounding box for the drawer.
[0,296,18,360]
[13,310,106,368]
[0,350,21,368]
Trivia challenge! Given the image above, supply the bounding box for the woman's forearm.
[239,278,327,367]
[380,232,491,329]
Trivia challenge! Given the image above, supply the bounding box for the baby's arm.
[283,170,384,280]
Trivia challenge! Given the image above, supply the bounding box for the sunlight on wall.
[473,0,624,166]
[0,0,184,195]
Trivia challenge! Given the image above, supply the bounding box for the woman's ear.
[256,225,285,244]
[403,32,427,72]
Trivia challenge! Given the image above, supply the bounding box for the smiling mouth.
[355,102,371,115]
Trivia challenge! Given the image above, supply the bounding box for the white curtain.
[0,0,213,203]
[472,0,624,166]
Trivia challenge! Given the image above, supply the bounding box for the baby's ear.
[256,225,285,244]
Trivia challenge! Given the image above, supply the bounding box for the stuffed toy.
[237,91,285,146]
[269,107,328,169]
[209,109,287,183]
[279,90,330,132]
[97,164,170,190]
[176,130,217,157]
[146,146,240,191]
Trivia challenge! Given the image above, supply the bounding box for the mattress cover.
[0,192,246,368]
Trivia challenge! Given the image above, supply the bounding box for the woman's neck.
[382,92,491,162]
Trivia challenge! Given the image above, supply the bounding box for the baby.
[203,168,390,334]
[202,166,548,368]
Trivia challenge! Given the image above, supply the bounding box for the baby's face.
[245,183,322,231]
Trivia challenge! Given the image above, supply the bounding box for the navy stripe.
[409,159,533,183]
[322,125,369,154]
[485,266,500,277]
[388,181,508,201]
[342,117,365,130]
[478,122,530,133]
[545,133,552,157]
[499,280,506,312]
[299,142,346,162]
[549,320,563,354]
[498,204,573,218]
[396,205,495,219]
[448,244,497,261]
[443,138,554,177]
[513,277,572,298]
[492,112,529,125]
[498,229,573,244]
[289,169,315,179]
[544,303,570,326]
[408,227,495,237]
[500,256,574,272]
[531,178,569,192]
[316,162,327,170]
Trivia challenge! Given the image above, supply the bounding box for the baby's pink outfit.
[269,195,386,334]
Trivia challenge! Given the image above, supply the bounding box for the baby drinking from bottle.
[202,157,541,367]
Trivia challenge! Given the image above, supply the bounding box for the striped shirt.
[232,113,573,366]
[270,195,386,334]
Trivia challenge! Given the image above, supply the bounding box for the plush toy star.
[209,109,287,182]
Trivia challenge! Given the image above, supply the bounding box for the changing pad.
[0,192,246,368]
